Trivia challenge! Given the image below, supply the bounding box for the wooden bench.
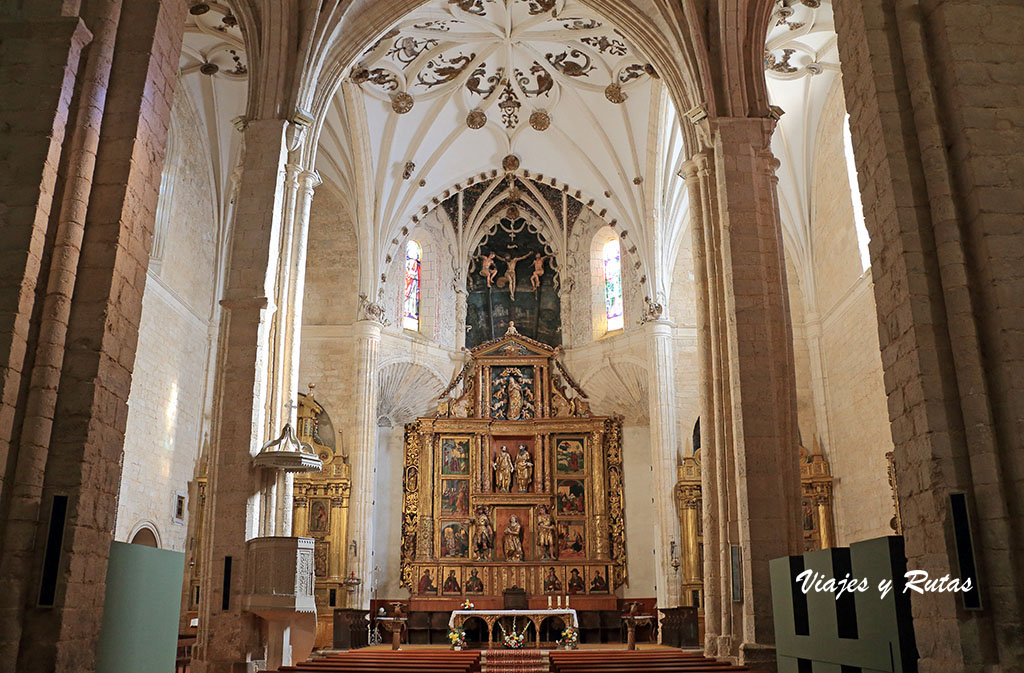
[280,650,481,673]
[549,650,757,673]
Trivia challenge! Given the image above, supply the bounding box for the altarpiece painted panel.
[402,325,626,598]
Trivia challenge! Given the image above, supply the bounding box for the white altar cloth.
[448,608,579,629]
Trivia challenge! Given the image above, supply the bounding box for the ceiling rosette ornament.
[764,0,840,81]
[180,2,249,81]
[351,0,654,133]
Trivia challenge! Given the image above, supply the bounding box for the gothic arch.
[127,521,162,549]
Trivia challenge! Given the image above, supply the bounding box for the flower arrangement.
[460,599,475,610]
[558,626,579,650]
[448,627,467,650]
[498,617,527,649]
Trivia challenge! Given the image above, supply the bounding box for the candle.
[547,596,552,609]
[566,595,570,608]
[557,596,562,608]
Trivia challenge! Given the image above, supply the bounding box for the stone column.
[646,319,682,610]
[680,154,722,653]
[344,317,383,607]
[708,116,802,667]
[193,118,293,673]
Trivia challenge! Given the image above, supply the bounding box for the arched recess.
[304,181,361,325]
[128,521,161,549]
[578,358,649,425]
[376,361,447,427]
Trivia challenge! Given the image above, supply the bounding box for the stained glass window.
[603,239,624,331]
[403,240,421,330]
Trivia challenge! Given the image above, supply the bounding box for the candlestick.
[566,595,570,608]
[557,596,562,608]
[547,596,552,609]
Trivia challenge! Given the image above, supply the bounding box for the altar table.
[449,609,579,648]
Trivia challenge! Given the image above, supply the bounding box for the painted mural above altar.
[467,214,561,349]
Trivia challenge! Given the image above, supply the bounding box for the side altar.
[401,324,627,608]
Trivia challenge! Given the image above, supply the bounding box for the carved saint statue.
[514,444,533,493]
[536,504,557,560]
[502,253,531,301]
[503,514,524,561]
[507,374,525,420]
[479,251,498,288]
[473,506,495,560]
[494,445,514,493]
[529,253,547,291]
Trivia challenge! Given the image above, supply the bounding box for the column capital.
[646,319,674,338]
[298,168,322,192]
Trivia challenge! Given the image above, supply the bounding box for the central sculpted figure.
[503,514,524,561]
[502,253,531,301]
[514,444,533,492]
[494,445,514,492]
[507,373,524,420]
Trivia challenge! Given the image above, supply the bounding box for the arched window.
[843,113,871,272]
[403,240,422,330]
[603,239,624,332]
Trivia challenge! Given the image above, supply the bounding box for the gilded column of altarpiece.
[674,444,835,608]
[402,325,626,600]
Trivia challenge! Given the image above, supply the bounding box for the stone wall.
[788,81,895,545]
[304,184,359,326]
[115,85,217,552]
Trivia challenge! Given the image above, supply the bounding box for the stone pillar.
[646,319,682,610]
[0,14,92,507]
[344,318,383,607]
[0,2,187,671]
[835,3,1024,669]
[707,116,802,667]
[192,119,293,673]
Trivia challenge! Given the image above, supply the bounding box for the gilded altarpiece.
[674,444,835,609]
[292,389,352,646]
[402,326,626,602]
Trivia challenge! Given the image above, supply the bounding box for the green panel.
[96,541,185,673]
[770,536,918,673]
